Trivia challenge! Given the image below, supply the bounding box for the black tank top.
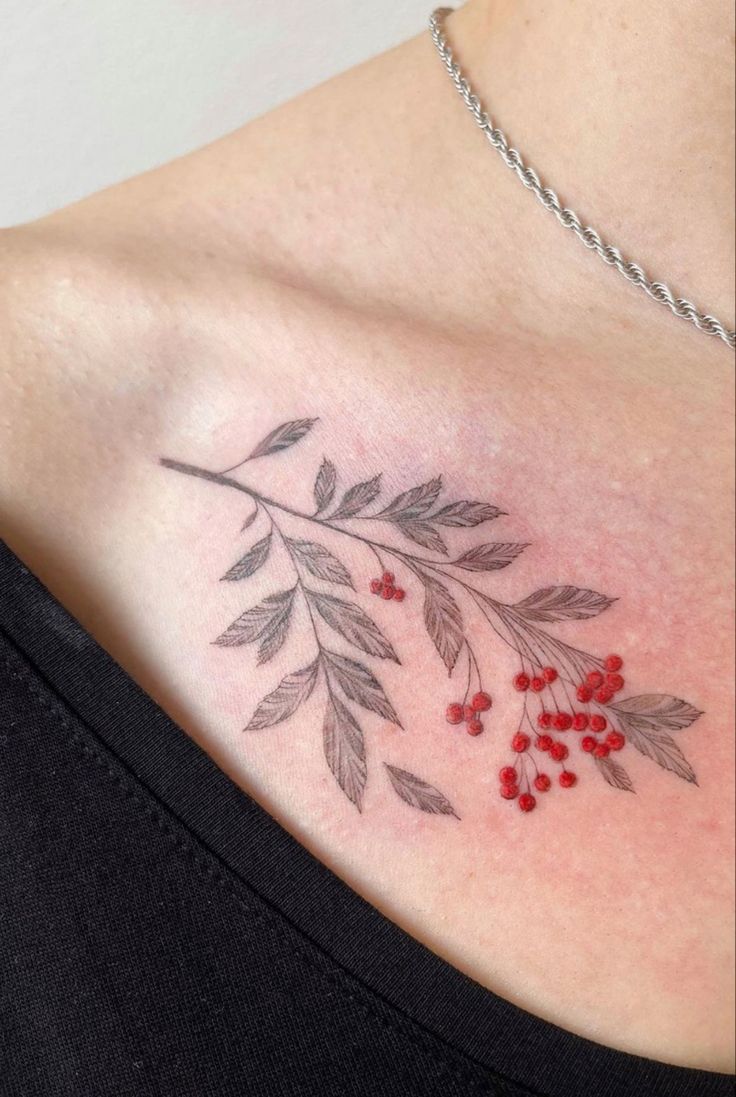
[0,539,732,1097]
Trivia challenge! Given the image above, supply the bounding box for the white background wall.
[0,0,431,227]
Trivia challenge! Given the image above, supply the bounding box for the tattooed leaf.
[432,501,504,527]
[384,764,458,818]
[453,542,529,572]
[323,694,367,810]
[376,477,442,520]
[306,590,399,662]
[257,590,296,664]
[594,754,635,792]
[241,507,259,531]
[247,418,317,460]
[313,458,337,513]
[619,722,698,784]
[286,538,353,588]
[609,695,703,732]
[221,533,271,581]
[396,520,448,555]
[214,587,295,647]
[328,475,382,520]
[419,571,463,673]
[244,659,319,730]
[323,650,401,725]
[513,585,616,622]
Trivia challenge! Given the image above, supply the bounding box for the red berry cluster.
[369,571,405,602]
[446,691,492,736]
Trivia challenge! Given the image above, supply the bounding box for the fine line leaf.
[616,720,698,784]
[419,570,463,673]
[453,543,529,571]
[323,693,367,811]
[221,533,272,581]
[306,590,399,662]
[323,649,402,725]
[594,754,635,792]
[328,475,382,520]
[513,585,616,622]
[285,537,353,588]
[314,458,337,513]
[244,659,319,730]
[247,419,317,461]
[432,501,505,527]
[375,477,442,521]
[384,764,459,818]
[214,587,295,648]
[396,520,448,555]
[609,695,703,732]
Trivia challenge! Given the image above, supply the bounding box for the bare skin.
[0,0,734,1073]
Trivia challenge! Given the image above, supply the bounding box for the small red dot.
[595,687,614,704]
[500,784,519,800]
[513,673,530,692]
[445,703,464,725]
[559,771,577,788]
[393,588,406,602]
[512,732,530,753]
[382,571,395,586]
[604,654,623,672]
[590,714,607,732]
[572,712,589,731]
[605,672,624,692]
[534,773,551,792]
[471,691,492,712]
[606,731,626,751]
[542,667,558,683]
[587,670,605,688]
[581,736,597,753]
[553,712,573,731]
[593,742,610,758]
[537,711,553,729]
[467,718,484,736]
[370,579,382,594]
[381,585,395,600]
[550,742,569,762]
[499,766,517,784]
[536,734,554,752]
[530,676,545,692]
[576,684,594,703]
[518,793,537,813]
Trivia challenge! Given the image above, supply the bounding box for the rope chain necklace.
[429,7,735,351]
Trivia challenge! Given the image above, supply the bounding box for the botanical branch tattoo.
[160,418,702,819]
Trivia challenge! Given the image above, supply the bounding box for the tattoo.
[160,418,702,819]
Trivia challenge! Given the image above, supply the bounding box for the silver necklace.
[429,7,735,351]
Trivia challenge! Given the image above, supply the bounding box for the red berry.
[393,588,406,602]
[586,670,605,688]
[445,703,464,725]
[518,793,537,813]
[572,712,589,731]
[370,579,382,594]
[606,731,626,751]
[605,672,624,692]
[512,733,530,753]
[537,711,553,729]
[513,673,530,692]
[553,712,573,731]
[536,734,554,752]
[590,714,607,732]
[381,585,395,600]
[467,718,484,736]
[595,688,614,704]
[542,666,558,683]
[576,684,594,703]
[382,571,395,586]
[581,736,597,753]
[500,784,519,800]
[463,705,475,722]
[559,771,577,788]
[499,766,517,784]
[593,742,610,758]
[530,676,545,692]
[471,691,492,712]
[604,654,623,672]
[550,742,569,762]
[534,773,551,792]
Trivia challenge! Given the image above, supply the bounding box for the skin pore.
[0,0,734,1073]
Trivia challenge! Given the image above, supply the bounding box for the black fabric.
[0,539,732,1097]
